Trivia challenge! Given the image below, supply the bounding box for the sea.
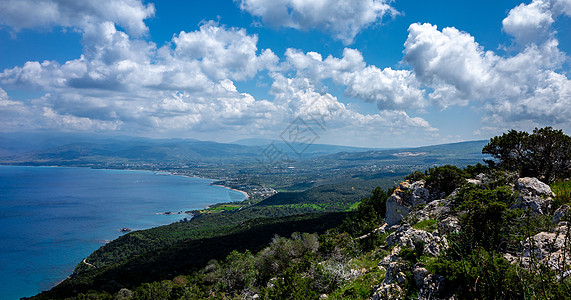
[0,165,245,300]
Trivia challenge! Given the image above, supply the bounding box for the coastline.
[0,165,246,299]
[210,184,250,200]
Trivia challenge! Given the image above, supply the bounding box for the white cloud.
[403,22,571,126]
[502,0,554,44]
[284,48,426,110]
[171,21,279,81]
[269,73,436,133]
[236,0,397,44]
[502,0,571,45]
[0,20,281,134]
[0,0,155,36]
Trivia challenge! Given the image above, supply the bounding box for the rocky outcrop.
[408,199,452,224]
[505,223,571,276]
[372,222,450,299]
[553,204,570,224]
[386,224,448,257]
[438,216,460,235]
[511,177,554,214]
[385,180,431,226]
[376,175,568,299]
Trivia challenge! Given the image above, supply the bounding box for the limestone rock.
[418,274,448,300]
[516,177,554,197]
[413,267,428,287]
[508,223,571,274]
[438,216,460,235]
[408,199,452,225]
[511,177,554,214]
[386,180,431,226]
[553,204,570,224]
[372,283,403,300]
[386,224,448,257]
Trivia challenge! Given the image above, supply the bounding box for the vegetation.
[30,127,571,299]
[483,127,571,183]
[551,180,571,210]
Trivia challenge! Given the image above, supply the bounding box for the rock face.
[385,224,448,257]
[385,180,431,226]
[505,223,571,275]
[553,204,570,224]
[408,199,452,224]
[372,223,450,299]
[511,177,554,214]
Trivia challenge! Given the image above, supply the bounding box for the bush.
[425,165,469,196]
[456,185,516,252]
[483,127,571,183]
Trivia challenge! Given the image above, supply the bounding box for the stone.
[408,199,452,224]
[438,216,460,235]
[372,283,403,300]
[511,177,554,214]
[386,224,448,257]
[386,180,431,226]
[418,274,447,300]
[516,177,554,197]
[553,204,570,224]
[413,267,428,287]
[509,224,571,273]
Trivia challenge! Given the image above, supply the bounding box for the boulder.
[372,283,403,300]
[506,223,571,274]
[511,177,554,214]
[418,274,448,300]
[553,204,570,224]
[386,180,431,226]
[408,199,452,223]
[438,216,460,236]
[386,224,448,257]
[413,267,428,287]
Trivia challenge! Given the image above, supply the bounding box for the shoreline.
[0,164,247,298]
[210,184,249,200]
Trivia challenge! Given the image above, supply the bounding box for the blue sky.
[0,0,570,147]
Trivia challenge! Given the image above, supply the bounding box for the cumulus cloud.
[0,19,283,134]
[269,73,435,133]
[502,0,554,44]
[403,22,571,126]
[171,21,279,81]
[236,0,397,44]
[0,0,155,36]
[0,21,278,92]
[502,0,571,45]
[284,48,426,110]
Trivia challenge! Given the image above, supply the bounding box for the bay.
[0,166,244,299]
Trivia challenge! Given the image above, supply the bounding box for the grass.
[201,204,241,214]
[550,180,571,210]
[348,201,361,211]
[412,219,438,232]
[328,253,387,299]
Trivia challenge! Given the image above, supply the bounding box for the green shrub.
[404,170,427,182]
[425,165,469,196]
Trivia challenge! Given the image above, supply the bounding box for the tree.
[482,127,571,183]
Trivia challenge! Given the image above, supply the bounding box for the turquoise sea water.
[0,166,244,299]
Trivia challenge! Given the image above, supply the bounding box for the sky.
[0,0,570,148]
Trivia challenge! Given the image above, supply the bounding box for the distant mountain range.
[0,132,489,168]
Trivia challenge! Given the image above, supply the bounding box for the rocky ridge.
[372,176,570,299]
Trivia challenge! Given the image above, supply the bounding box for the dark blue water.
[0,166,244,299]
